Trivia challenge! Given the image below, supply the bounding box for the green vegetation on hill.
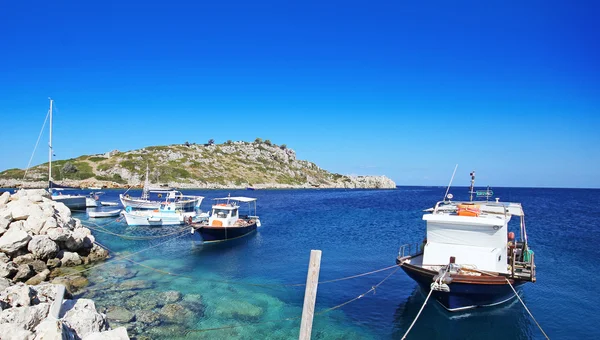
[0,139,395,188]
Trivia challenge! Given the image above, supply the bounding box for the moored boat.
[396,171,536,311]
[88,209,121,218]
[100,201,119,206]
[119,166,202,210]
[190,196,261,243]
[122,199,207,226]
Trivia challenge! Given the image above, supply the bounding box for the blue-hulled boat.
[396,172,536,311]
[190,196,261,243]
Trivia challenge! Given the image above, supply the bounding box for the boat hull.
[120,195,199,211]
[52,195,87,210]
[193,222,257,243]
[400,263,524,311]
[122,211,188,226]
[88,210,121,218]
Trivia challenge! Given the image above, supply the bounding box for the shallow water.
[70,186,600,339]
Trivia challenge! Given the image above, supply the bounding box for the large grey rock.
[25,214,46,235]
[31,283,71,304]
[46,258,61,269]
[33,318,75,340]
[61,299,108,338]
[47,228,72,243]
[0,227,32,254]
[31,260,48,273]
[0,209,11,235]
[0,322,34,340]
[25,269,50,286]
[0,303,50,331]
[65,228,94,251]
[40,218,57,235]
[13,253,35,266]
[82,327,129,340]
[0,192,10,205]
[0,277,11,291]
[0,252,8,263]
[0,283,34,307]
[85,245,108,263]
[58,251,82,267]
[8,199,33,221]
[0,261,18,278]
[28,235,60,260]
[13,264,36,282]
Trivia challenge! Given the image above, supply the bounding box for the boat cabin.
[422,201,525,274]
[208,197,258,228]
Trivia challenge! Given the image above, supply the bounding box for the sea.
[58,186,600,339]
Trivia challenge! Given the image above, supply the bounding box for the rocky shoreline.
[0,189,126,339]
[1,175,397,190]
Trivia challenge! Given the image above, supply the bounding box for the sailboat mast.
[48,98,53,190]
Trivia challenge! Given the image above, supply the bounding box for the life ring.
[125,194,130,198]
[125,206,132,213]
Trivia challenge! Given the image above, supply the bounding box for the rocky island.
[0,140,396,190]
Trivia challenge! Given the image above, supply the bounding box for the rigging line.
[505,278,550,339]
[60,231,190,278]
[185,266,400,335]
[284,264,400,287]
[84,222,189,240]
[22,108,50,183]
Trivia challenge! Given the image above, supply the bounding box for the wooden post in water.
[299,249,322,340]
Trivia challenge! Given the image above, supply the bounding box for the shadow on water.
[392,287,535,339]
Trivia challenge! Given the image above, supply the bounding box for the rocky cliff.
[0,141,396,189]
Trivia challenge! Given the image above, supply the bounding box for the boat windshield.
[213,209,230,217]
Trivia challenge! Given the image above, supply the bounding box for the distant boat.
[246,187,256,191]
[88,186,102,190]
[191,196,261,243]
[100,201,119,206]
[88,209,121,218]
[396,171,536,311]
[119,165,202,210]
[44,99,86,210]
[122,200,207,226]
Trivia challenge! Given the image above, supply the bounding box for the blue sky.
[1,1,598,188]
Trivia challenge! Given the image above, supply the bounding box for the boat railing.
[509,246,536,282]
[397,243,422,260]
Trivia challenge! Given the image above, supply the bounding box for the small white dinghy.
[101,201,119,206]
[88,209,122,218]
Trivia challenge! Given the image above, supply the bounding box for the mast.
[469,171,475,201]
[141,164,150,200]
[48,98,53,190]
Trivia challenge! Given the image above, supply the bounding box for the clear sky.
[1,1,598,188]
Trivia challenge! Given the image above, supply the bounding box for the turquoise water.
[71,187,600,339]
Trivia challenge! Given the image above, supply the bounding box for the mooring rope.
[401,266,448,339]
[184,265,400,335]
[505,278,550,339]
[85,221,190,240]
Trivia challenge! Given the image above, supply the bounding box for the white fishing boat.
[88,209,121,218]
[396,171,536,311]
[122,201,208,226]
[88,186,102,190]
[101,201,119,206]
[119,166,202,210]
[190,196,261,243]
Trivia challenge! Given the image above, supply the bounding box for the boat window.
[213,209,229,217]
[231,209,238,217]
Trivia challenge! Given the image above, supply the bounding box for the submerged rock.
[83,327,129,340]
[159,290,182,304]
[106,306,136,323]
[135,310,161,327]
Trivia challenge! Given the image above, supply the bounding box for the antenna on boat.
[469,171,476,201]
[443,164,458,202]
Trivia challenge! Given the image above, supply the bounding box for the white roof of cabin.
[433,201,524,217]
[214,197,257,202]
[424,213,509,226]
